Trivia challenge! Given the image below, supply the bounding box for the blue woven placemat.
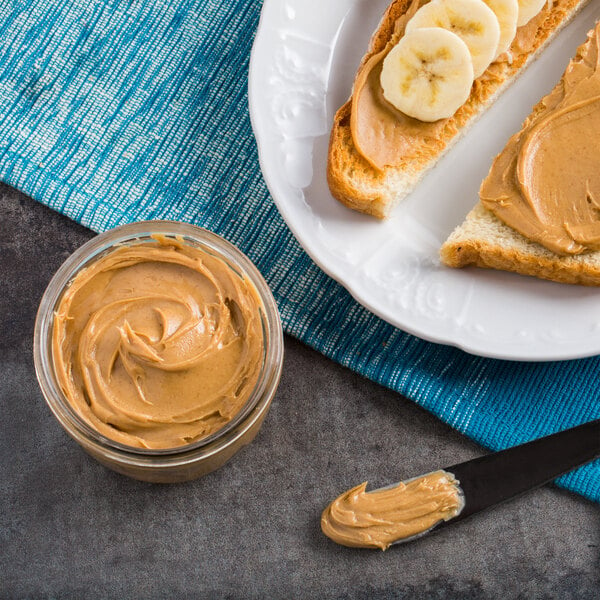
[0,0,598,501]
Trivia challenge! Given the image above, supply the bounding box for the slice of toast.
[327,0,589,218]
[441,22,600,286]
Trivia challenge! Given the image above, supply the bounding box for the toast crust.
[440,204,600,286]
[327,0,589,218]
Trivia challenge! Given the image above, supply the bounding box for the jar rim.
[33,220,283,468]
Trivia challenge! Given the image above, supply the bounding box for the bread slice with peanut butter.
[441,22,600,286]
[327,0,591,219]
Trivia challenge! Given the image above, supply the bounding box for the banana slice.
[380,27,474,122]
[483,0,519,58]
[516,0,546,27]
[406,0,501,78]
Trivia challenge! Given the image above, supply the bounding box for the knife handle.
[448,419,600,521]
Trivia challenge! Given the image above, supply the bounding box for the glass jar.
[34,221,283,483]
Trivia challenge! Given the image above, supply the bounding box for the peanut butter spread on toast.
[350,0,559,170]
[481,22,600,255]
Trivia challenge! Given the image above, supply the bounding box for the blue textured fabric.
[0,0,598,501]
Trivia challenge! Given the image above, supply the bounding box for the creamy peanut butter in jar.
[34,222,283,482]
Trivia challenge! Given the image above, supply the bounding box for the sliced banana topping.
[405,0,501,78]
[516,0,547,26]
[483,0,519,58]
[380,27,474,122]
[378,0,550,123]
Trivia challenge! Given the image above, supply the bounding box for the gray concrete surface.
[0,182,598,599]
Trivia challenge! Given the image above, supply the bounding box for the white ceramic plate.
[249,0,600,361]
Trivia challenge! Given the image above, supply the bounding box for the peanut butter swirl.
[52,236,264,449]
[321,470,463,550]
[481,23,600,255]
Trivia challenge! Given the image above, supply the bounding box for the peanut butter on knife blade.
[321,470,463,550]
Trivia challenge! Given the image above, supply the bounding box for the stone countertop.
[1,183,597,599]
